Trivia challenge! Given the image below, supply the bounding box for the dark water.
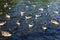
[0,0,60,40]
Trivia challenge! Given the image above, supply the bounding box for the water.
[0,0,60,40]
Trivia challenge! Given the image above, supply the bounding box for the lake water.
[0,0,60,40]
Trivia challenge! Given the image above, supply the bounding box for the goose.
[4,3,8,8]
[0,12,3,15]
[32,4,36,7]
[53,11,59,14]
[1,31,12,37]
[29,22,34,28]
[9,7,11,10]
[25,15,32,20]
[16,20,20,26]
[42,26,47,32]
[20,12,25,16]
[51,19,59,25]
[42,26,47,30]
[26,5,29,8]
[0,21,6,26]
[46,12,49,16]
[35,14,41,19]
[6,14,10,19]
[28,1,30,3]
[47,5,50,7]
[38,8,44,11]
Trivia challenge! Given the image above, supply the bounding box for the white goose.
[0,12,3,15]
[1,31,12,37]
[51,19,59,25]
[42,26,47,30]
[38,8,44,11]
[0,21,6,26]
[32,4,36,7]
[16,20,20,26]
[4,3,8,8]
[53,11,59,14]
[35,14,41,19]
[20,12,25,16]
[25,16,32,20]
[29,22,34,28]
[47,5,50,7]
[6,14,10,19]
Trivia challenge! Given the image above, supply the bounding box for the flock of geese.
[0,1,60,37]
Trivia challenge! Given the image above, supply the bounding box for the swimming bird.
[20,12,25,16]
[1,31,12,37]
[0,21,6,26]
[29,22,34,29]
[16,20,20,26]
[25,15,32,20]
[51,19,59,25]
[6,14,10,19]
[38,8,44,11]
